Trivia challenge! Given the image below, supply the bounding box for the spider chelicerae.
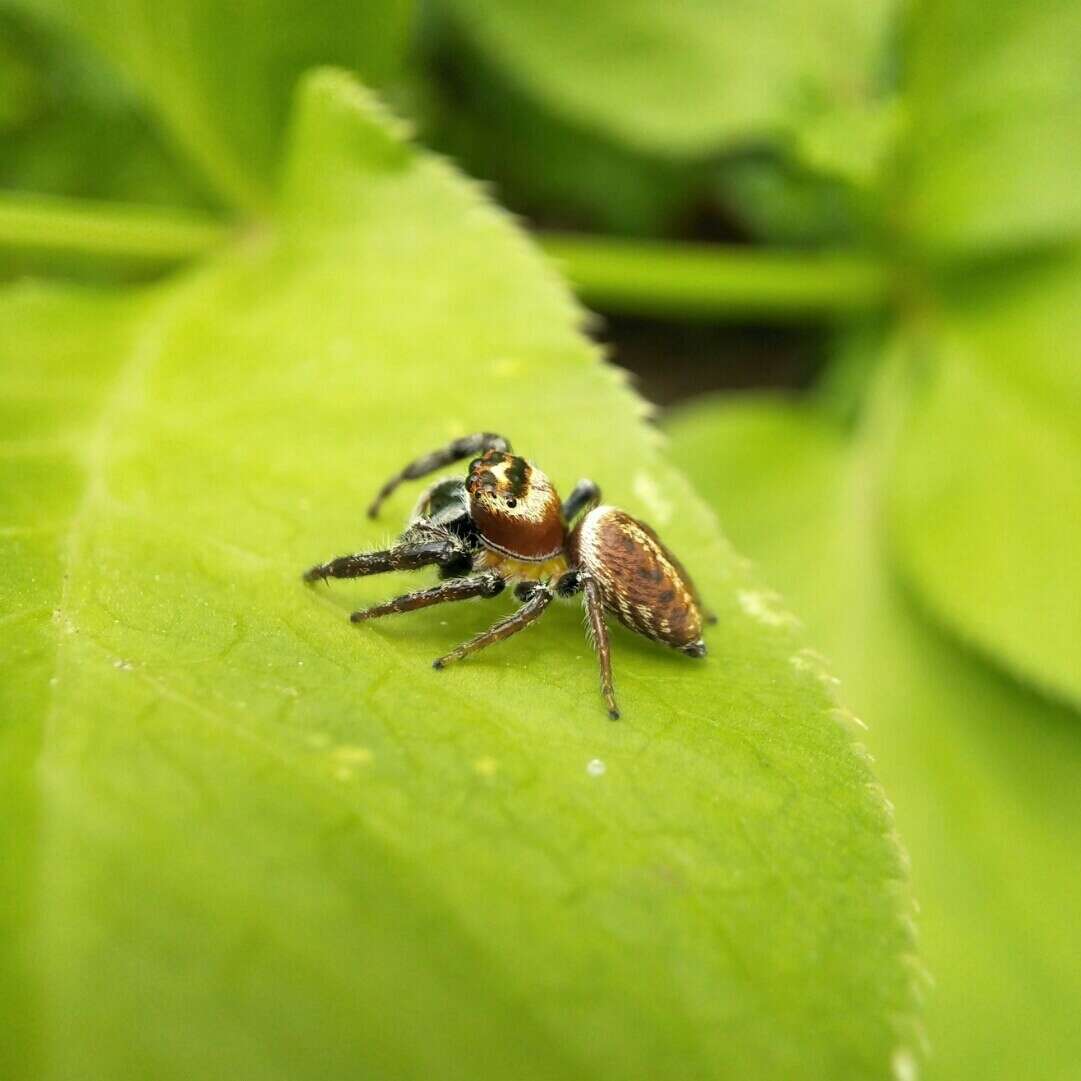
[303,433,712,718]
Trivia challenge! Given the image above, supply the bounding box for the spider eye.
[505,497,517,509]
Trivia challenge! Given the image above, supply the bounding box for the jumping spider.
[303,433,712,718]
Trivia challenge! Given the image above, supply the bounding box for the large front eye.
[505,497,517,509]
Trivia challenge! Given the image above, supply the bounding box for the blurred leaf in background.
[0,9,205,207]
[434,0,896,156]
[416,27,708,237]
[5,0,414,210]
[419,0,899,243]
[900,0,1081,253]
[889,260,1081,708]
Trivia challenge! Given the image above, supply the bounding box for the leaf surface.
[420,46,703,237]
[889,256,1081,708]
[668,372,1081,1081]
[17,0,413,209]
[0,8,206,212]
[436,0,896,157]
[2,72,920,1080]
[902,0,1081,252]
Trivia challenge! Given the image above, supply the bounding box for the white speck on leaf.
[587,758,606,777]
[891,1047,918,1081]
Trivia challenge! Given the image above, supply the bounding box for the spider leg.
[581,574,620,719]
[368,432,511,518]
[351,572,504,622]
[556,570,619,719]
[561,478,601,525]
[303,534,465,583]
[432,581,553,669]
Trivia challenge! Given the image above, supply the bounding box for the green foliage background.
[1,2,1078,1079]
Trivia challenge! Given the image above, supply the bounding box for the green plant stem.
[540,232,891,320]
[0,192,890,320]
[0,190,230,266]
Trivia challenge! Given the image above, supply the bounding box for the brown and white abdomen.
[569,506,704,652]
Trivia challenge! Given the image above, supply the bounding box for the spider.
[303,433,712,719]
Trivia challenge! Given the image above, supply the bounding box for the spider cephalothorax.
[304,433,712,718]
[465,449,565,561]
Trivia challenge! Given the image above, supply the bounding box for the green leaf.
[17,0,414,210]
[667,372,1081,1081]
[0,8,207,211]
[435,0,897,158]
[419,39,705,237]
[2,71,920,1079]
[793,98,900,190]
[889,254,1081,708]
[902,0,1081,253]
[715,156,866,248]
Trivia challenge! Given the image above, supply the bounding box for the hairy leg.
[351,573,504,622]
[432,581,553,668]
[561,478,601,525]
[303,532,466,583]
[556,569,619,719]
[581,575,619,719]
[368,433,511,518]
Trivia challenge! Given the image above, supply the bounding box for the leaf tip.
[281,68,415,205]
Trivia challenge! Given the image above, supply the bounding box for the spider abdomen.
[569,506,704,652]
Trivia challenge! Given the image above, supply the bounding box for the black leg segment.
[367,433,511,518]
[561,479,601,525]
[303,534,466,583]
[351,573,504,622]
[433,582,553,668]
